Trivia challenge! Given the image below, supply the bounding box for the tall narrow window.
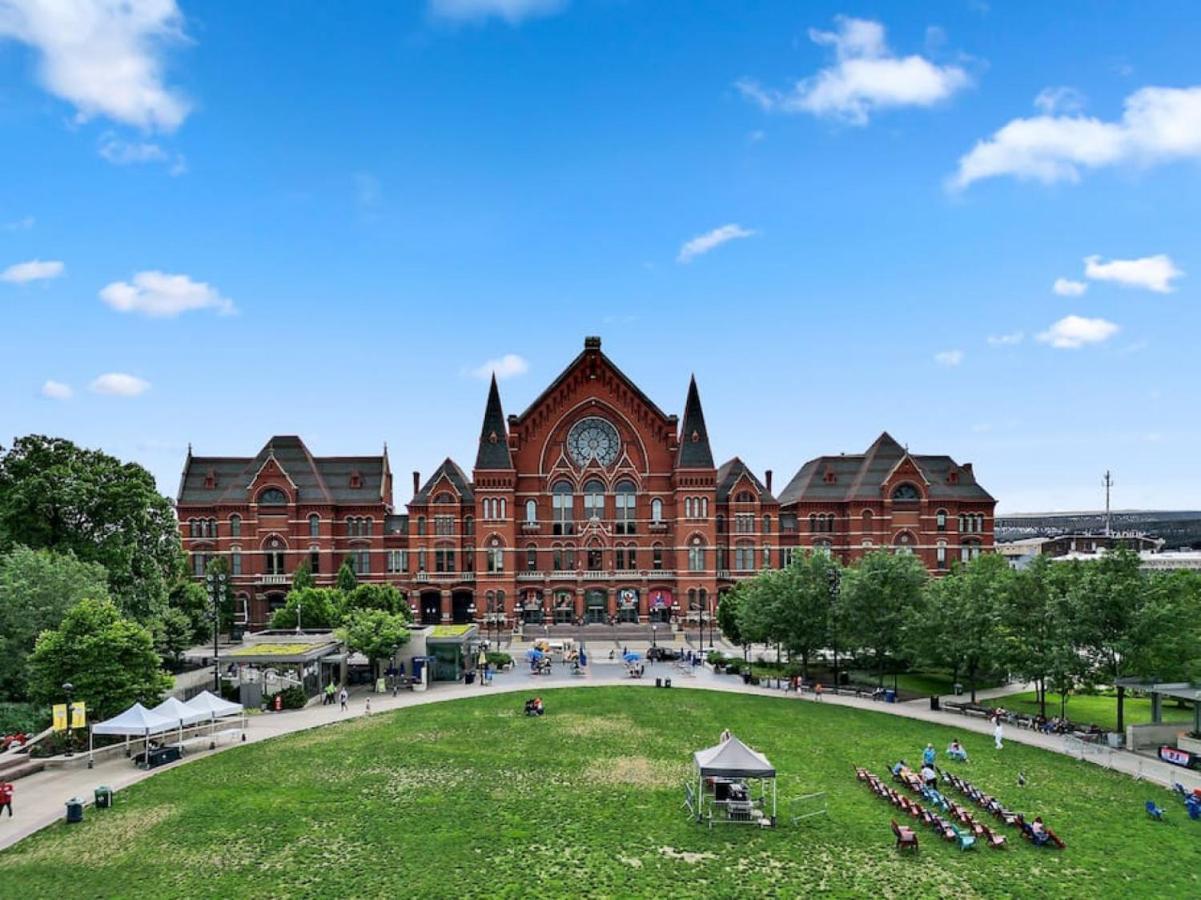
[553,481,574,535]
[614,481,636,534]
[308,514,319,538]
[264,537,285,575]
[310,547,320,574]
[936,509,947,532]
[651,498,663,523]
[584,480,604,521]
[652,544,663,570]
[525,499,537,523]
[231,549,242,576]
[357,548,370,574]
[229,514,241,538]
[526,545,537,571]
[587,545,603,571]
[688,538,705,573]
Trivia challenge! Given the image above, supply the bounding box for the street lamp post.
[206,571,227,692]
[62,681,74,757]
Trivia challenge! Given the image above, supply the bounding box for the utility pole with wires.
[1103,470,1114,536]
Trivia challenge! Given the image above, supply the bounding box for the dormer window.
[349,470,363,489]
[891,483,920,502]
[946,470,959,485]
[203,469,217,489]
[823,469,837,484]
[258,488,287,505]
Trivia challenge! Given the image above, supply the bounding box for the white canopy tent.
[184,691,247,746]
[89,703,177,765]
[151,696,211,747]
[690,735,777,826]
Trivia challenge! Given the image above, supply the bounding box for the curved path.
[5,659,1197,852]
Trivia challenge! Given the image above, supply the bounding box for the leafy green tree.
[0,546,111,700]
[0,436,182,622]
[291,556,315,592]
[777,552,838,677]
[736,569,784,652]
[345,583,408,617]
[938,554,1009,702]
[336,609,411,676]
[167,579,212,645]
[336,559,358,593]
[999,555,1079,717]
[28,597,172,720]
[840,550,927,686]
[270,587,344,630]
[716,585,746,658]
[201,556,237,634]
[154,608,194,668]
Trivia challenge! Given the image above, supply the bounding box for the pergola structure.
[688,735,777,828]
[1115,678,1201,735]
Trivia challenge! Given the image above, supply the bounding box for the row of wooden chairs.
[939,767,1066,849]
[858,768,1006,851]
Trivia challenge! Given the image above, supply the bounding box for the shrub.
[706,650,724,667]
[274,686,307,710]
[0,701,49,736]
[724,659,744,675]
[486,652,512,668]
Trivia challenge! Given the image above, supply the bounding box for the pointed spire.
[475,373,513,470]
[677,374,714,468]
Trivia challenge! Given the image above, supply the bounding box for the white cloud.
[951,84,1201,189]
[1034,86,1085,115]
[428,0,565,24]
[1037,315,1119,349]
[98,133,185,173]
[99,271,235,317]
[736,16,969,126]
[986,331,1023,346]
[3,215,34,231]
[1,258,64,283]
[0,0,190,131]
[89,372,150,396]
[1052,277,1088,297]
[677,224,756,263]
[934,349,964,366]
[1084,253,1182,293]
[469,353,529,381]
[40,379,72,399]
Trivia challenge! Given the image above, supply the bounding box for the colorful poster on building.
[52,703,68,732]
[70,701,86,729]
[649,589,672,608]
[618,588,639,608]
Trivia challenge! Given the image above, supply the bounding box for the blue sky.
[1,0,1199,512]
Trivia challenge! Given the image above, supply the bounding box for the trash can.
[65,797,85,824]
[464,670,476,685]
[665,678,672,689]
[94,786,112,809]
[929,696,941,712]
[953,682,963,696]
[655,677,662,688]
[884,690,896,703]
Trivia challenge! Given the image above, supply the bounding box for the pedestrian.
[814,682,824,702]
[339,686,349,712]
[0,780,11,817]
[922,743,936,767]
[324,682,335,706]
[994,718,1004,750]
[365,697,372,716]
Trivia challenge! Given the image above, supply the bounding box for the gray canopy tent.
[689,735,777,827]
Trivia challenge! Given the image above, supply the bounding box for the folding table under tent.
[183,690,247,746]
[89,703,178,766]
[690,735,777,827]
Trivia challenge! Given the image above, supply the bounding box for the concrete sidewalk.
[5,660,1198,853]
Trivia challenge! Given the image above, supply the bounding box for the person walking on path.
[814,683,824,702]
[339,687,349,712]
[324,682,335,706]
[365,697,372,716]
[994,717,1005,750]
[0,781,13,817]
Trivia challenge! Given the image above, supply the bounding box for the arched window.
[464,516,474,536]
[735,491,754,503]
[434,492,454,505]
[228,514,240,538]
[487,538,504,573]
[936,509,947,531]
[357,548,371,574]
[809,513,817,533]
[958,514,966,532]
[525,499,537,523]
[688,537,705,572]
[583,479,604,521]
[264,536,285,575]
[526,544,538,571]
[893,531,915,556]
[309,514,320,538]
[651,498,663,523]
[976,514,985,533]
[552,481,574,535]
[734,542,754,571]
[891,483,920,501]
[230,548,242,575]
[417,516,426,536]
[614,480,636,534]
[685,498,693,518]
[258,488,287,505]
[936,540,947,569]
[652,543,663,570]
[961,538,982,562]
[762,515,771,534]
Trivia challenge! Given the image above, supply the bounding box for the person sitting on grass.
[920,764,937,788]
[947,739,968,762]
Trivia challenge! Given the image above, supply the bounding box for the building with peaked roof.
[178,337,994,629]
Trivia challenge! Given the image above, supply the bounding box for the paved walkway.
[5,659,1198,853]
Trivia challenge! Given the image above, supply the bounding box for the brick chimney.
[412,471,420,496]
[765,469,773,494]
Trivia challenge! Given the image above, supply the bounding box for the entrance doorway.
[616,588,639,624]
[451,590,474,625]
[552,591,575,624]
[420,591,441,625]
[585,589,607,624]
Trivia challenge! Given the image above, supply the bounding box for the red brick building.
[177,337,994,628]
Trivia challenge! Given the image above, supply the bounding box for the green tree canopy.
[336,609,411,672]
[28,597,172,720]
[840,550,927,686]
[345,583,408,618]
[270,587,344,630]
[154,608,194,667]
[291,556,315,592]
[0,436,182,622]
[716,585,746,655]
[336,559,358,593]
[0,546,111,700]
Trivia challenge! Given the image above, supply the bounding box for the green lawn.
[2,687,1198,897]
[989,690,1196,733]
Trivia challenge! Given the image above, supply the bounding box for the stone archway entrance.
[616,588,640,624]
[552,590,575,625]
[451,589,474,625]
[420,590,441,625]
[584,588,607,624]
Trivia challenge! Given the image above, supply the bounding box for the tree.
[998,555,1079,717]
[336,559,358,593]
[291,556,315,592]
[840,550,927,686]
[0,436,182,622]
[934,554,1009,703]
[0,546,111,700]
[716,585,746,658]
[28,597,172,720]
[270,587,343,630]
[1135,570,1201,683]
[154,608,194,668]
[337,609,411,676]
[202,556,237,634]
[776,552,838,677]
[168,579,212,645]
[345,583,408,617]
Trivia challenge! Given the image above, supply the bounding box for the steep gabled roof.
[177,436,387,506]
[475,374,513,470]
[414,458,475,504]
[677,375,714,469]
[716,457,776,503]
[777,432,994,505]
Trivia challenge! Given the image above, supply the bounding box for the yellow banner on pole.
[52,704,68,732]
[70,701,86,729]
